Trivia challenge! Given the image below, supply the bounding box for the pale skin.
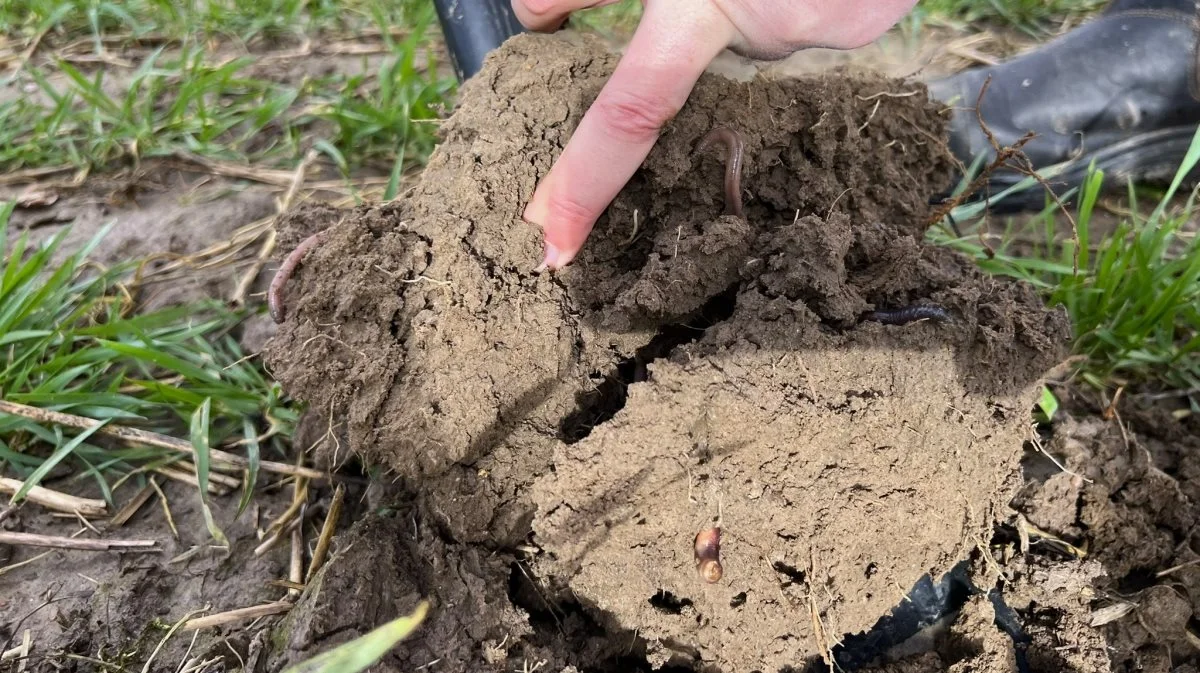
[512,0,919,270]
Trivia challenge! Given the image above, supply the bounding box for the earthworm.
[694,527,723,583]
[695,127,745,218]
[268,231,326,324]
[862,304,952,326]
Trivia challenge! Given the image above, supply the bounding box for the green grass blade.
[96,339,220,382]
[9,418,109,504]
[0,330,55,347]
[931,149,1200,397]
[281,601,430,673]
[236,417,260,519]
[384,135,408,201]
[1152,125,1200,221]
[190,398,228,545]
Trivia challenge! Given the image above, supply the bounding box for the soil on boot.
[262,32,1070,671]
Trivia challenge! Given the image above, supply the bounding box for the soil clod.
[261,32,1072,672]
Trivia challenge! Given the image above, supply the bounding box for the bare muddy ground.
[2,27,1198,673]
[2,481,308,671]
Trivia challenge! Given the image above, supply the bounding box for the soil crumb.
[263,32,1070,671]
[1002,392,1200,673]
[853,392,1200,673]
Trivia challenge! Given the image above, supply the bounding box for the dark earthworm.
[268,231,326,324]
[694,527,723,583]
[862,304,952,326]
[695,127,745,218]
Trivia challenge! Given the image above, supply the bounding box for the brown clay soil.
[263,31,1074,672]
[3,28,1200,673]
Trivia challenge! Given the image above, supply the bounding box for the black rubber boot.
[927,0,1200,211]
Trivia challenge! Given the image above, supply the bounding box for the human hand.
[513,0,918,270]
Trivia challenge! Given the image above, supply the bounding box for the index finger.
[525,1,735,270]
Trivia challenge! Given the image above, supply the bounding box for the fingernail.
[542,241,562,270]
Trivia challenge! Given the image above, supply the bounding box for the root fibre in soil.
[262,33,1070,671]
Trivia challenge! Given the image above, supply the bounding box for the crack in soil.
[559,284,740,444]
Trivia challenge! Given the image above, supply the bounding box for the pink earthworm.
[268,231,325,324]
[695,127,746,218]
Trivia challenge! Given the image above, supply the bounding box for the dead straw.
[253,489,307,557]
[0,551,53,578]
[0,531,158,552]
[806,549,838,669]
[168,152,300,187]
[108,482,156,528]
[0,630,31,668]
[268,579,307,592]
[0,400,327,481]
[182,601,293,631]
[148,477,180,539]
[1156,559,1200,578]
[289,527,304,598]
[153,465,233,496]
[305,483,345,582]
[232,148,319,306]
[261,449,312,560]
[141,609,209,673]
[0,477,107,517]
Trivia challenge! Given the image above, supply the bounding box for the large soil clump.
[263,33,1070,671]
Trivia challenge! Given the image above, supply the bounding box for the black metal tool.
[432,0,526,82]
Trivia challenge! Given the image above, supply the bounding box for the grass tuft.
[914,0,1106,35]
[0,201,299,508]
[310,10,453,172]
[1,0,419,48]
[1,0,454,177]
[567,0,642,39]
[931,133,1200,404]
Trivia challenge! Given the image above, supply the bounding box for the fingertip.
[523,199,574,272]
[521,2,733,271]
[523,180,593,269]
[537,228,581,271]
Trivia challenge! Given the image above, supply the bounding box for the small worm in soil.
[695,127,745,218]
[862,304,952,326]
[694,527,723,583]
[268,231,326,324]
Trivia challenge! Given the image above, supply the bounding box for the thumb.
[526,1,734,270]
[512,0,625,33]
